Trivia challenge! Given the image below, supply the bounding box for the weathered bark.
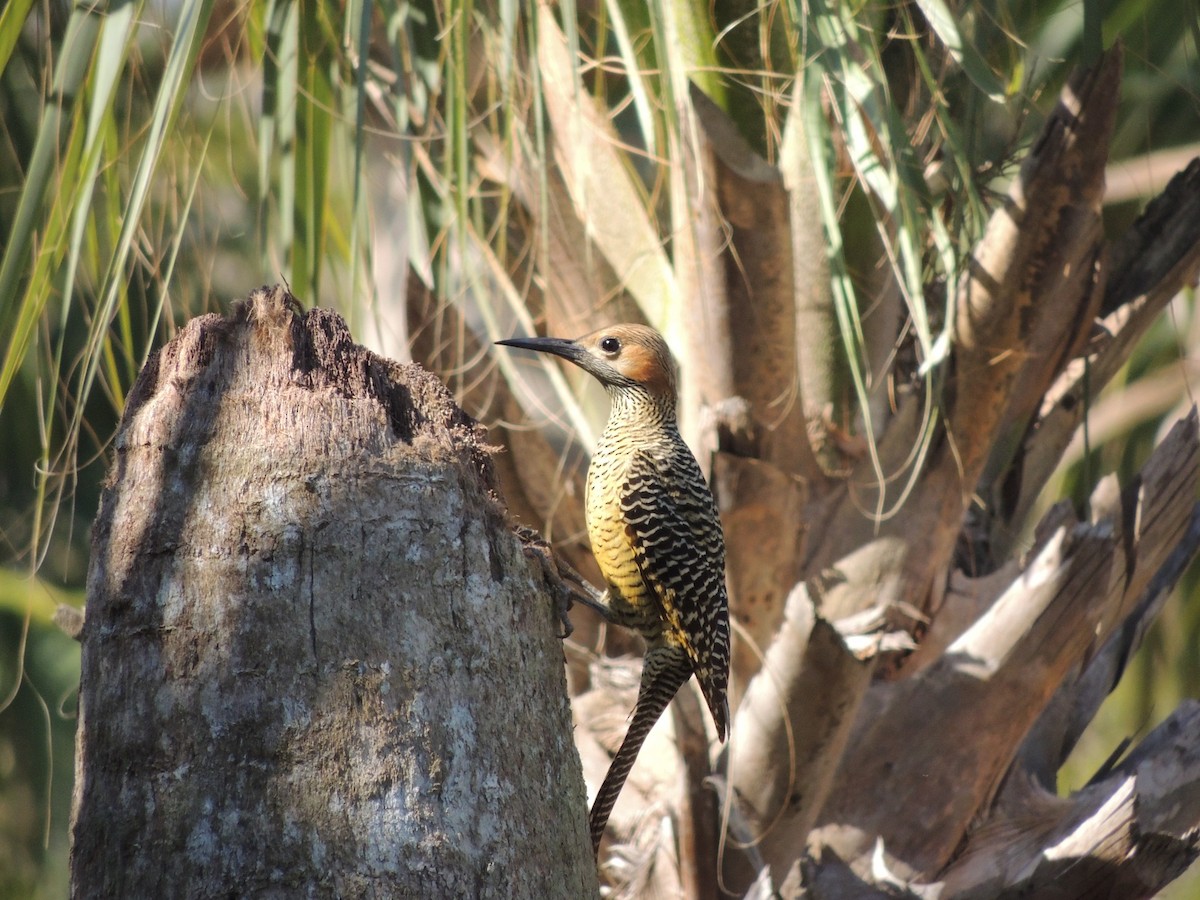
[780,80,843,476]
[724,588,873,891]
[71,286,597,898]
[806,47,1125,621]
[800,412,1200,883]
[670,81,738,461]
[691,82,823,482]
[819,515,1120,876]
[941,702,1200,899]
[1004,156,1200,546]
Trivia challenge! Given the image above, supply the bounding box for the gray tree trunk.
[70,286,597,898]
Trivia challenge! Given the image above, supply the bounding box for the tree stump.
[70,286,597,898]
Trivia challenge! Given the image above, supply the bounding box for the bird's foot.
[515,525,579,639]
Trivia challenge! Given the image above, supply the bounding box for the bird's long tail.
[589,646,691,853]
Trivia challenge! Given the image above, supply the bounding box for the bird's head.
[497,323,678,403]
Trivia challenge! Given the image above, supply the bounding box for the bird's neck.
[604,386,677,437]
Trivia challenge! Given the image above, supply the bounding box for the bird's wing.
[619,447,728,675]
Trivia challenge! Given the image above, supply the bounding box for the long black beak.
[495,335,586,364]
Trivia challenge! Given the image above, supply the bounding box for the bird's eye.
[600,336,621,354]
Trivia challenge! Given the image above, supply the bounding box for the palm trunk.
[70,286,597,899]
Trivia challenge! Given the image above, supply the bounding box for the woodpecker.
[497,324,730,853]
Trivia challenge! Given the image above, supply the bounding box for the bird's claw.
[515,525,576,639]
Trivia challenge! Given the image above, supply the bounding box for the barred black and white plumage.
[497,323,731,854]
